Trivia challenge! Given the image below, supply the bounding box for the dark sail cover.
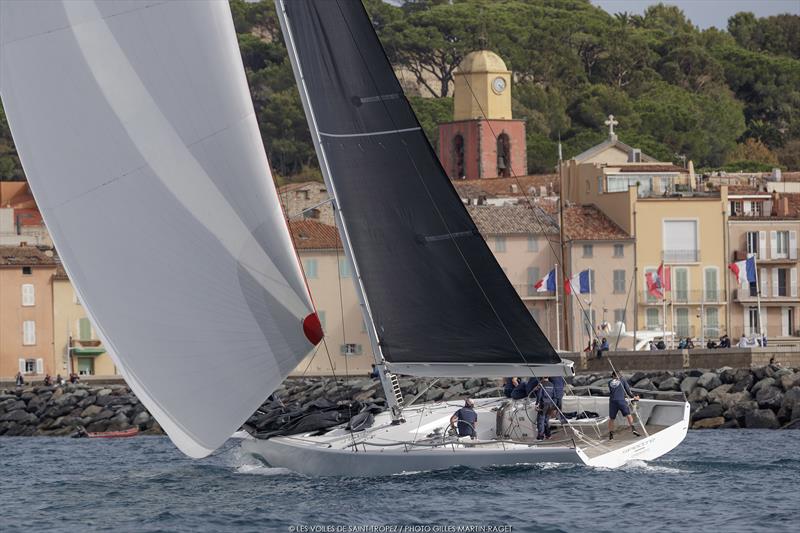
[281,0,559,365]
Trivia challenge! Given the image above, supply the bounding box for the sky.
[591,0,799,29]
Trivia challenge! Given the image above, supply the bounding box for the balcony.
[733,288,798,304]
[640,289,725,305]
[662,249,700,263]
[733,249,797,264]
[513,284,556,300]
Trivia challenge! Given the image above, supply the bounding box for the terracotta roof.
[453,175,559,199]
[779,172,800,182]
[289,220,342,250]
[0,182,37,209]
[0,245,58,266]
[727,185,767,195]
[614,164,687,173]
[572,136,658,163]
[54,265,69,280]
[467,205,558,235]
[780,193,800,218]
[562,205,630,241]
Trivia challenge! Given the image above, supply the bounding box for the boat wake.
[234,464,293,476]
[619,459,687,474]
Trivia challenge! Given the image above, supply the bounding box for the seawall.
[2,363,799,437]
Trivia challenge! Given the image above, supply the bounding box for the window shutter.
[36,358,43,374]
[770,231,777,258]
[762,310,768,336]
[23,321,36,345]
[772,268,779,297]
[792,268,798,298]
[759,231,767,259]
[782,308,790,336]
[21,284,35,306]
[19,359,26,373]
[791,231,797,260]
[743,201,751,214]
[761,268,768,297]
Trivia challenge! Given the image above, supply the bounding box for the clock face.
[492,76,507,94]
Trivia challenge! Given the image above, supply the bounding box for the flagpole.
[555,263,561,350]
[753,255,764,339]
[589,269,594,342]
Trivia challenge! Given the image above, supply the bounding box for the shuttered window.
[495,236,506,252]
[646,308,660,329]
[79,318,92,341]
[304,259,318,279]
[527,236,538,252]
[338,258,351,278]
[675,308,690,337]
[705,308,719,338]
[527,267,540,296]
[21,284,35,306]
[674,268,689,302]
[704,268,718,302]
[613,270,625,294]
[23,321,36,345]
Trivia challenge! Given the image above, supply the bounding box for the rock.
[442,383,465,400]
[688,387,709,403]
[696,372,722,390]
[708,384,733,404]
[95,395,126,407]
[80,405,104,418]
[658,377,680,391]
[132,411,150,428]
[692,403,724,421]
[720,419,739,429]
[0,409,37,424]
[779,372,800,391]
[96,388,112,397]
[85,420,110,433]
[752,366,772,381]
[629,372,647,385]
[728,400,758,424]
[729,374,755,393]
[755,386,784,410]
[745,409,780,429]
[781,419,800,430]
[686,369,704,378]
[718,391,751,411]
[1,399,26,413]
[633,378,656,391]
[680,377,699,394]
[692,416,725,429]
[718,367,737,384]
[751,377,776,396]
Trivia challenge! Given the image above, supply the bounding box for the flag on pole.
[729,255,757,285]
[534,268,556,292]
[565,270,590,295]
[645,271,663,299]
[657,263,671,292]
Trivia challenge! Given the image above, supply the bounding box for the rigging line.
[332,1,537,370]
[459,72,606,346]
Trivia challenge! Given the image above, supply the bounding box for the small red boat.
[75,427,139,439]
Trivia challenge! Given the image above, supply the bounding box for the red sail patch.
[302,312,324,345]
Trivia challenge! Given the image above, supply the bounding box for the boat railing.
[570,385,686,402]
[346,436,578,454]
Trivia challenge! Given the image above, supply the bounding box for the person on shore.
[738,333,750,347]
[55,374,65,387]
[502,377,518,398]
[43,374,52,387]
[706,339,717,349]
[368,364,380,380]
[656,339,666,350]
[597,338,609,358]
[608,370,641,440]
[15,372,25,387]
[719,334,730,348]
[535,377,555,440]
[69,373,79,384]
[686,338,695,349]
[450,398,477,439]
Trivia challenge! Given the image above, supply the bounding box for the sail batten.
[281,1,560,367]
[1,0,316,457]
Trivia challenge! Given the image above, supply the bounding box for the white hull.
[241,395,690,476]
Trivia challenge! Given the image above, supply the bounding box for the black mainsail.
[278,0,562,372]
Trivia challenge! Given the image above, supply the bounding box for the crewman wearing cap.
[450,398,478,439]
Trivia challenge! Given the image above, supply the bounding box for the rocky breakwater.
[576,365,800,430]
[0,383,162,437]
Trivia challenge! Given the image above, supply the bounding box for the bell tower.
[438,50,527,180]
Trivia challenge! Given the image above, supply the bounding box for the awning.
[72,347,106,357]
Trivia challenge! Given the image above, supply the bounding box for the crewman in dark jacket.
[608,371,641,440]
[535,378,555,440]
[551,375,566,422]
[510,379,528,400]
[524,377,540,397]
[450,399,478,439]
[502,377,517,398]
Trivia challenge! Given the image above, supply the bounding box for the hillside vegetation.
[0,0,797,182]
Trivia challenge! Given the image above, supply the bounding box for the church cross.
[604,114,619,136]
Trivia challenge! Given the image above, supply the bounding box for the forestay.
[0,0,321,457]
[279,0,560,371]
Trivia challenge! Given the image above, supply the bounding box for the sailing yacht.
[0,0,688,475]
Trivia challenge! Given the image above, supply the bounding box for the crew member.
[551,375,566,422]
[450,398,478,439]
[502,377,517,398]
[608,370,641,440]
[535,377,555,440]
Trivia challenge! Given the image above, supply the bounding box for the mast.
[276,0,403,421]
[555,263,561,350]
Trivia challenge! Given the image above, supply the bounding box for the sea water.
[0,430,797,533]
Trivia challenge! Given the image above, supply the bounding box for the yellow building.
[52,266,115,377]
[0,245,57,379]
[560,119,729,345]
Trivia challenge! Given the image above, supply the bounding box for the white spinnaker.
[0,0,315,457]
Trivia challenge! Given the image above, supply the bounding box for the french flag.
[534,268,556,292]
[565,270,590,295]
[729,255,757,285]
